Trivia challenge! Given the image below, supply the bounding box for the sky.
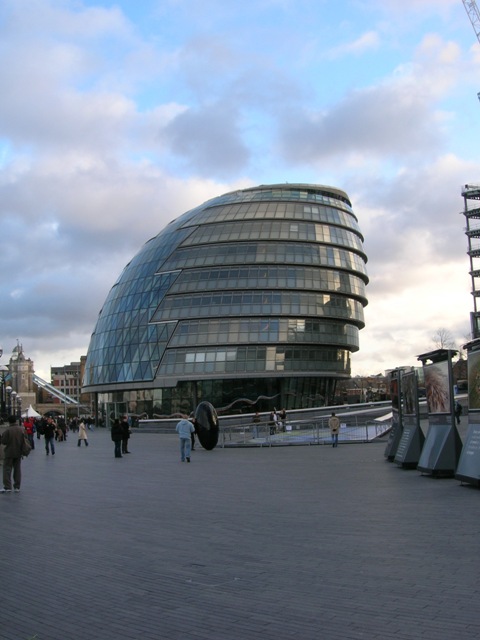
[1,0,480,381]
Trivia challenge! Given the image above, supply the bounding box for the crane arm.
[463,0,480,44]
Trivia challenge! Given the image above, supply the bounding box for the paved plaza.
[1,426,479,640]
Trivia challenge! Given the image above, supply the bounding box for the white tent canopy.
[22,404,41,419]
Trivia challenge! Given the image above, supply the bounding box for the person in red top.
[23,417,35,450]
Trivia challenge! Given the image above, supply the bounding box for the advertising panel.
[384,370,402,461]
[418,354,461,476]
[424,360,450,414]
[467,348,480,411]
[456,347,480,486]
[394,370,424,468]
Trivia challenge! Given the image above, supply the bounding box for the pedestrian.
[77,420,89,447]
[23,417,35,450]
[252,411,261,438]
[111,418,123,458]
[329,412,340,448]
[36,417,45,439]
[120,415,131,454]
[44,417,56,455]
[454,400,463,426]
[1,415,29,493]
[175,416,195,462]
[279,408,287,432]
[269,409,278,435]
[57,417,68,441]
[189,414,197,451]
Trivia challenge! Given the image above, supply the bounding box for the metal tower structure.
[462,185,480,338]
[462,0,480,43]
[461,3,480,336]
[462,0,480,101]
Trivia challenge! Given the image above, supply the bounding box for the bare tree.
[432,328,456,350]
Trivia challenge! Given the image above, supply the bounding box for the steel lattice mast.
[462,0,480,44]
[461,2,480,338]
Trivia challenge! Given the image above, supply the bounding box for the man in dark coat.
[43,417,56,455]
[111,418,124,458]
[120,415,131,454]
[1,415,26,492]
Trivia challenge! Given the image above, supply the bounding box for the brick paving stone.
[1,428,479,640]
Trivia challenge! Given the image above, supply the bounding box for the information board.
[385,371,402,461]
[417,416,462,477]
[456,344,480,486]
[455,423,480,486]
[394,417,425,469]
[394,370,423,468]
[416,351,462,477]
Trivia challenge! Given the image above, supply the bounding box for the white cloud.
[0,0,478,383]
[327,31,381,59]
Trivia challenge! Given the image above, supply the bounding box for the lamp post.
[6,385,13,417]
[0,365,8,420]
[11,390,17,420]
[73,371,80,418]
[64,366,68,424]
[16,395,22,425]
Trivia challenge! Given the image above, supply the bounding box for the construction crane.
[463,0,480,102]
[461,2,480,338]
[462,0,480,44]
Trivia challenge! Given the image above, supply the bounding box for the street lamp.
[16,395,22,425]
[6,385,13,416]
[64,366,68,424]
[74,371,80,418]
[11,390,17,420]
[0,364,8,420]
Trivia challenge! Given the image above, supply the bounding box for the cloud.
[278,84,440,164]
[0,0,478,384]
[327,31,381,59]
[372,0,458,12]
[277,33,465,168]
[347,152,474,374]
[163,102,250,176]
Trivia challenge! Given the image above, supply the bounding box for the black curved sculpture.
[194,401,219,450]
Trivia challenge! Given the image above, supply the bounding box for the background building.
[0,344,94,420]
[1,342,36,418]
[49,357,93,417]
[83,183,369,418]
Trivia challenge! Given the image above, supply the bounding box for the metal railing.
[219,416,392,447]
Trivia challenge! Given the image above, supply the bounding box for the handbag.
[21,435,32,457]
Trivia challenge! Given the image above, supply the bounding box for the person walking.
[329,412,340,448]
[175,416,195,462]
[44,417,56,455]
[269,409,278,435]
[23,417,35,450]
[1,415,28,493]
[454,400,463,426]
[77,420,89,447]
[111,418,123,458]
[189,415,197,451]
[252,411,261,439]
[279,408,287,432]
[120,415,131,454]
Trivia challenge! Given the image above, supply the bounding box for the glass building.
[83,184,368,418]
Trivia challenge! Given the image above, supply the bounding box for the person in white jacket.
[329,412,340,448]
[175,417,195,462]
[77,420,89,447]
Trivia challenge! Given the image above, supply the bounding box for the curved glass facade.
[83,184,368,416]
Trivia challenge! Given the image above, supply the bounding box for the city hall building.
[83,184,369,419]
